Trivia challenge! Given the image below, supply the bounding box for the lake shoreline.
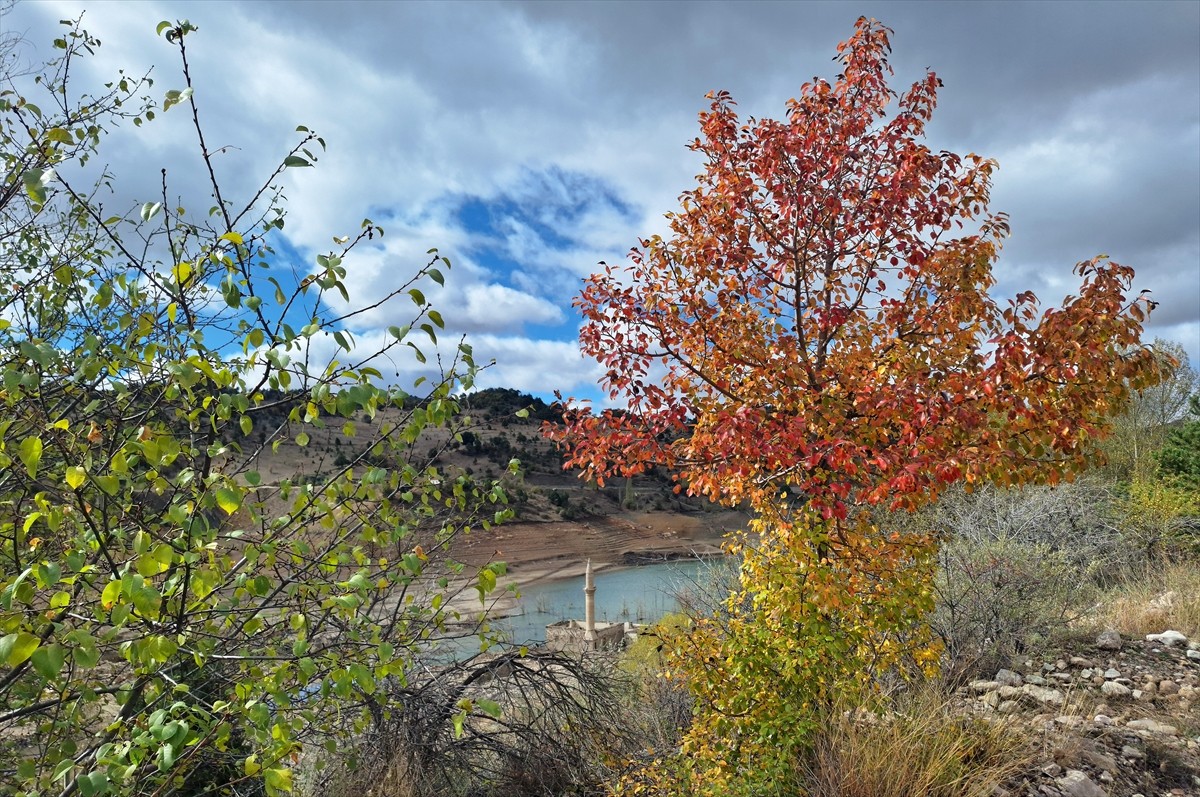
[476,547,729,622]
[434,509,744,638]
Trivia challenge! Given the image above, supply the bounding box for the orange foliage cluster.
[546,17,1158,794]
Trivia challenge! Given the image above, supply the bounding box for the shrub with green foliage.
[0,19,510,797]
[1157,394,1200,482]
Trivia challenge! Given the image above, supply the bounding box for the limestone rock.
[1149,590,1176,609]
[1055,769,1107,797]
[1041,762,1063,778]
[1145,629,1188,647]
[969,679,1002,692]
[998,699,1020,714]
[1079,748,1118,772]
[1100,680,1130,698]
[1095,629,1122,651]
[1021,683,1064,706]
[994,668,1023,687]
[1126,717,1179,735]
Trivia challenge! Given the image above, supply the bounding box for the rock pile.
[957,630,1199,796]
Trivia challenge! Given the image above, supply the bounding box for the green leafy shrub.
[0,19,511,796]
[1156,394,1200,482]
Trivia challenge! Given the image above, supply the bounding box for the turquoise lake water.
[492,558,732,646]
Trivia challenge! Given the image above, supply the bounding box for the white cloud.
[4,0,1196,397]
[456,284,563,331]
[465,334,604,397]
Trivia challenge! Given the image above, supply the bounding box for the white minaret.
[583,559,597,650]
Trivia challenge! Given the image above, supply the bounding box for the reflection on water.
[494,558,729,646]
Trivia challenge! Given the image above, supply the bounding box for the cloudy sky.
[4,0,1198,402]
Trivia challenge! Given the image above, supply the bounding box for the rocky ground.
[961,627,1199,797]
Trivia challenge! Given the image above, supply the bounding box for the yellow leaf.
[65,466,86,490]
[101,580,121,609]
[215,487,242,516]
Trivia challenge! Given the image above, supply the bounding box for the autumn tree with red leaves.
[546,17,1160,793]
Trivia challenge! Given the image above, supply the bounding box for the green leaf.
[73,641,100,668]
[78,771,109,797]
[22,168,49,205]
[283,155,311,168]
[222,279,242,308]
[477,566,497,599]
[140,202,163,222]
[30,643,66,679]
[0,632,40,667]
[476,698,502,718]
[36,562,60,587]
[46,127,73,144]
[156,20,173,35]
[136,552,169,577]
[94,475,120,496]
[157,743,176,772]
[264,768,293,796]
[295,432,310,447]
[162,87,193,111]
[18,437,42,478]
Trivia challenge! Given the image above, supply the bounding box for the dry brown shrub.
[798,682,1034,797]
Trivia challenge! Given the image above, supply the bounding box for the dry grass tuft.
[1096,560,1200,638]
[798,683,1034,797]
